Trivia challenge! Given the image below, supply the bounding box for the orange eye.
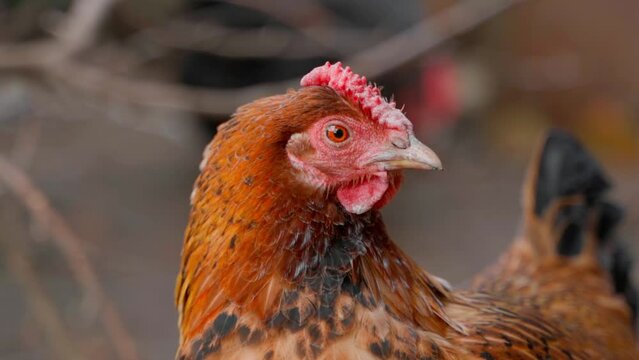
[326,124,350,143]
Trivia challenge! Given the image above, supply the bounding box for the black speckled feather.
[176,78,638,360]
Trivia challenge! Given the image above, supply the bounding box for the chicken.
[175,62,638,359]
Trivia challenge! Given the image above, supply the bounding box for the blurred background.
[0,0,638,358]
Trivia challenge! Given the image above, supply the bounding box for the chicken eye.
[326,124,350,143]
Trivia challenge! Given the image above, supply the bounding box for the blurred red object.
[421,56,461,125]
[399,55,494,138]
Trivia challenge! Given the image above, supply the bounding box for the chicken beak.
[367,134,443,171]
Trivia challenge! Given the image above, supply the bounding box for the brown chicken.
[175,62,638,359]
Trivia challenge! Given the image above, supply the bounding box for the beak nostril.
[370,133,441,171]
[390,136,409,149]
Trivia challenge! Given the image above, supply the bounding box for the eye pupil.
[326,124,349,143]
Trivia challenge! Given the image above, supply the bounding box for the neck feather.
[176,104,459,346]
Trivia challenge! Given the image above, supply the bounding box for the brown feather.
[176,87,638,360]
[176,87,460,359]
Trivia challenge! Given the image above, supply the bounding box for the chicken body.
[175,63,638,359]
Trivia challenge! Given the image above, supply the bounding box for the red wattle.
[336,172,389,214]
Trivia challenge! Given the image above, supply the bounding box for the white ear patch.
[286,132,329,188]
[286,133,313,160]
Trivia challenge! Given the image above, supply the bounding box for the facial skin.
[286,115,442,214]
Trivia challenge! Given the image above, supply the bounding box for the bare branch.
[223,0,333,29]
[0,0,522,116]
[217,0,386,56]
[0,155,140,360]
[347,0,525,79]
[0,236,83,360]
[54,0,121,54]
[134,20,378,60]
[0,120,80,360]
[0,120,41,198]
[47,60,297,116]
[0,0,118,68]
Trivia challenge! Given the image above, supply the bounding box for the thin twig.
[134,20,377,60]
[0,236,83,360]
[0,155,140,360]
[347,0,525,79]
[0,0,522,116]
[0,120,81,360]
[0,0,118,68]
[63,0,523,115]
[54,0,121,55]
[47,60,297,116]
[0,120,41,197]
[221,0,342,52]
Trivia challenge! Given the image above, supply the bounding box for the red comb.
[300,62,411,130]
